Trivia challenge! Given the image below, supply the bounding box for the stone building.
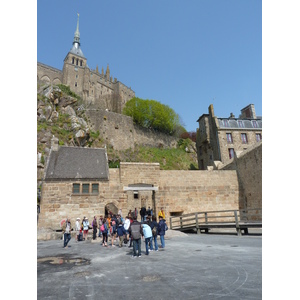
[38,137,244,236]
[37,14,135,114]
[196,104,262,170]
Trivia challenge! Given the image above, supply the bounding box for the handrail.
[169,208,262,236]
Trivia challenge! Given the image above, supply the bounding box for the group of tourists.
[61,208,168,257]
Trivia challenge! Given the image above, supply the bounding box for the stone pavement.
[37,231,262,299]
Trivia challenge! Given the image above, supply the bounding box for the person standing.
[157,216,166,249]
[147,206,153,218]
[107,214,112,237]
[128,216,143,258]
[62,217,72,248]
[150,216,159,251]
[98,215,104,238]
[134,208,138,219]
[110,215,117,247]
[75,217,81,242]
[124,216,131,244]
[117,220,127,247]
[92,216,98,240]
[101,218,108,247]
[142,223,152,255]
[82,217,89,241]
[158,208,165,220]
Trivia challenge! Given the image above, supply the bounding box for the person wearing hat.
[82,217,89,241]
[75,217,81,242]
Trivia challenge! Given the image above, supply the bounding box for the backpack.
[100,224,105,232]
[131,224,141,240]
[152,226,157,236]
[164,223,168,231]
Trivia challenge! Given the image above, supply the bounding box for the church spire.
[69,13,85,58]
[73,13,80,46]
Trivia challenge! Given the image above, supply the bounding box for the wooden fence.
[169,208,262,236]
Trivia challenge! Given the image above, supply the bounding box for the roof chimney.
[51,136,59,151]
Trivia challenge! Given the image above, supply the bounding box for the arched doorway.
[105,202,118,217]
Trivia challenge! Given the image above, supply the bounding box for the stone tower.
[62,13,89,100]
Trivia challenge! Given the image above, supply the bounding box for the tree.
[123,97,182,135]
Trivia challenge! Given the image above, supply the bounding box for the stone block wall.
[38,163,242,238]
[221,142,262,213]
[85,109,178,151]
[158,170,241,221]
[119,162,160,186]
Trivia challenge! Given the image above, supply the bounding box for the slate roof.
[69,44,85,58]
[218,118,262,130]
[45,147,109,181]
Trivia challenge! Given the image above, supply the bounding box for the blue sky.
[37,0,261,132]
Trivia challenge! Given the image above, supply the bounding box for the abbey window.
[72,57,75,64]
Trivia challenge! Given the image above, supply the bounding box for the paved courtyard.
[37,232,262,299]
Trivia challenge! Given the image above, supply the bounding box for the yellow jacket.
[158,210,165,219]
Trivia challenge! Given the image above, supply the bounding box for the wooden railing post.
[180,216,183,229]
[204,212,208,233]
[170,217,172,230]
[195,213,200,234]
[234,210,241,236]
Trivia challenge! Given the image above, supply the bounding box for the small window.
[75,82,77,87]
[134,191,138,199]
[256,133,262,142]
[73,183,80,194]
[82,184,90,194]
[223,120,229,127]
[241,133,248,144]
[199,146,203,156]
[238,120,244,128]
[80,60,83,67]
[76,59,79,66]
[72,57,75,64]
[92,184,99,194]
[226,133,233,144]
[252,120,258,128]
[228,148,235,159]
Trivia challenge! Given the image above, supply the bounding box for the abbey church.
[37,14,135,114]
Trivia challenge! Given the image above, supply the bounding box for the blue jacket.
[157,219,166,236]
[117,224,127,236]
[142,224,152,238]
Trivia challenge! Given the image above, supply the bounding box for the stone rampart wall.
[221,142,262,211]
[158,170,241,220]
[85,109,178,151]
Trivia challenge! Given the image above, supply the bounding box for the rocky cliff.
[37,82,197,187]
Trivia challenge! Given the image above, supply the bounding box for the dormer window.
[223,119,229,127]
[238,120,244,128]
[252,120,258,128]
